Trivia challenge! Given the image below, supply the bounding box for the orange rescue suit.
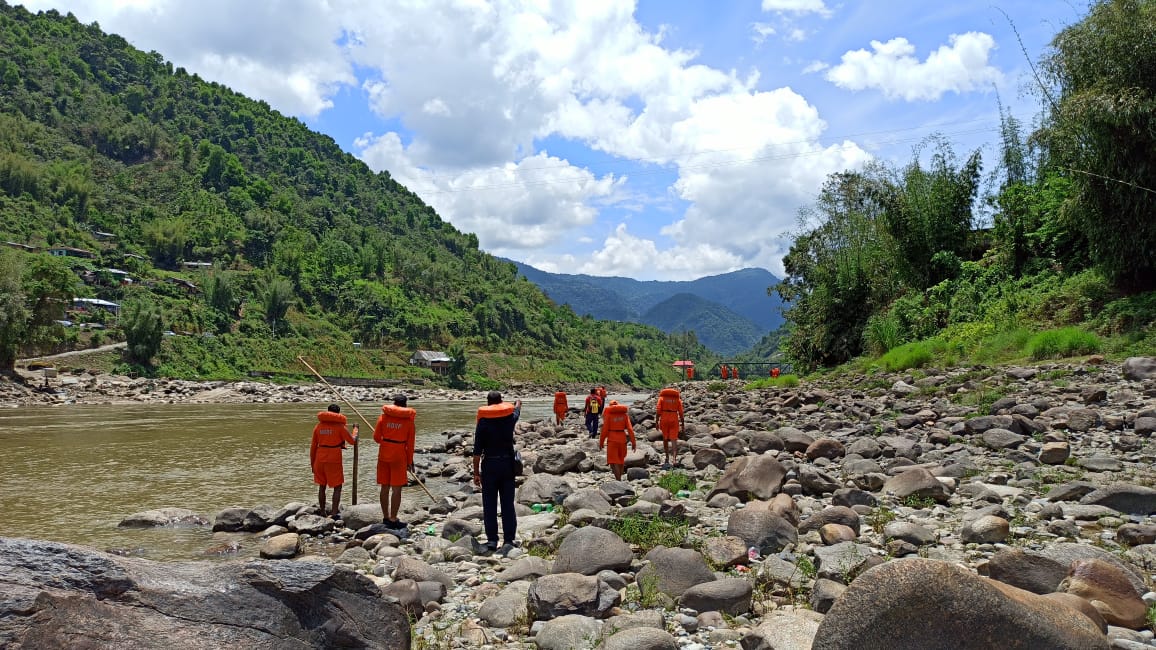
[657,387,683,439]
[311,410,356,466]
[553,391,568,416]
[374,404,416,465]
[600,403,636,446]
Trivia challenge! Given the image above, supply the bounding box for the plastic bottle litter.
[748,546,759,561]
[426,525,436,535]
[676,490,691,498]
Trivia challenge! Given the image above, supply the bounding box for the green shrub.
[607,514,688,553]
[863,312,903,355]
[973,326,1032,363]
[1025,327,1102,360]
[656,471,696,493]
[746,374,801,389]
[879,341,933,371]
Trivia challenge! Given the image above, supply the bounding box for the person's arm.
[627,419,636,450]
[473,420,483,486]
[406,420,416,469]
[309,427,319,468]
[373,417,384,445]
[512,399,522,422]
[342,423,358,446]
[599,423,607,449]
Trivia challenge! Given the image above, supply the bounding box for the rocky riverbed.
[0,367,572,406]
[7,357,1156,649]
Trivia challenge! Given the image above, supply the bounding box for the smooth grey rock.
[258,533,300,559]
[678,578,752,615]
[478,580,531,628]
[517,473,574,505]
[811,558,1108,650]
[637,547,716,598]
[709,453,788,502]
[602,627,678,650]
[1122,357,1156,381]
[562,488,614,514]
[528,573,621,620]
[533,614,603,650]
[552,526,633,575]
[118,508,208,528]
[882,468,950,503]
[535,447,587,475]
[1080,484,1156,515]
[496,556,553,583]
[726,509,797,554]
[392,557,453,589]
[0,537,409,648]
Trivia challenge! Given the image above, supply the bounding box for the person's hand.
[632,445,637,451]
[408,463,416,474]
[472,471,481,487]
[598,443,604,450]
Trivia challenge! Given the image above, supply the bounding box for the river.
[0,393,644,560]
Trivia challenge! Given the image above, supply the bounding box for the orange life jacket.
[553,391,568,412]
[601,403,635,444]
[375,404,416,463]
[311,411,353,464]
[657,388,683,420]
[477,402,516,421]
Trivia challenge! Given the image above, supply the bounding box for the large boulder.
[477,580,531,628]
[562,488,613,515]
[636,547,716,598]
[882,468,950,503]
[811,558,1109,650]
[678,578,752,616]
[1122,357,1156,381]
[535,447,587,475]
[726,509,797,555]
[339,503,384,530]
[1059,558,1147,629]
[517,474,574,505]
[602,627,678,650]
[0,537,409,648]
[551,526,633,575]
[708,453,787,502]
[742,611,822,650]
[1078,484,1156,515]
[528,573,621,620]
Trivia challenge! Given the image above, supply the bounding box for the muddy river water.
[0,394,642,560]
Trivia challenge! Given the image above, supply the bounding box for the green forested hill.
[0,2,701,386]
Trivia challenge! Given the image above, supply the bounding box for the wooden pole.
[297,356,436,503]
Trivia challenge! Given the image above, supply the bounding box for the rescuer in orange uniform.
[553,391,568,425]
[310,404,359,518]
[374,394,416,530]
[656,387,684,469]
[599,400,636,480]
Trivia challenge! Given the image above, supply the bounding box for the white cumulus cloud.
[825,32,1003,101]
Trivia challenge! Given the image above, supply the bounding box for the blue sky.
[23,0,1086,280]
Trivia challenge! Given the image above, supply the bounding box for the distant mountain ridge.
[510,262,785,355]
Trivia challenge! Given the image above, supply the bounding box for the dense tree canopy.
[0,2,696,383]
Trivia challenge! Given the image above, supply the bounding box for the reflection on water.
[0,393,644,560]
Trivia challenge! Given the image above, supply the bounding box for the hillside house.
[4,241,36,252]
[410,350,452,374]
[71,297,120,315]
[48,246,94,259]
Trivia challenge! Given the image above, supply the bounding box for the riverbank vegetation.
[775,0,1156,373]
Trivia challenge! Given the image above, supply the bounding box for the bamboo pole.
[298,356,436,503]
